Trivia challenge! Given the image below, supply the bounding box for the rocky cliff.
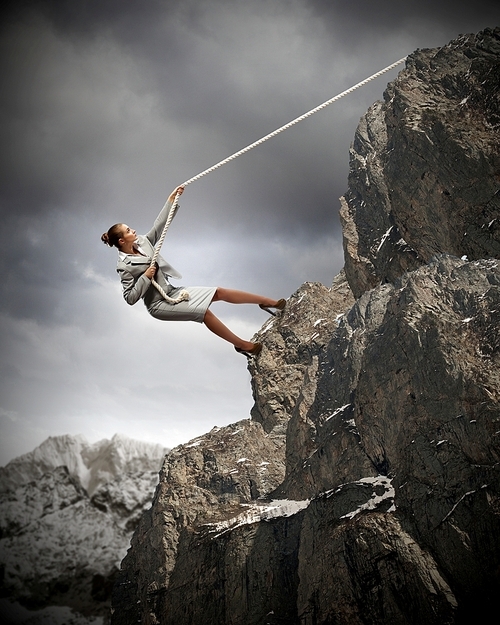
[340,28,500,298]
[112,28,500,624]
[0,434,167,624]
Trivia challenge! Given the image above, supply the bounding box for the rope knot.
[152,279,190,305]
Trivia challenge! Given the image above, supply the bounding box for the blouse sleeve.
[144,194,180,247]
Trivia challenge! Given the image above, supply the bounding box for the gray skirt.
[147,286,217,323]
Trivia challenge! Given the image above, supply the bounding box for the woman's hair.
[101,224,124,248]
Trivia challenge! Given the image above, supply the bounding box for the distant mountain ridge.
[0,433,167,496]
[0,434,168,624]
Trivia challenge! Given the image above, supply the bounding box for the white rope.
[181,56,407,187]
[150,56,407,303]
[150,194,190,304]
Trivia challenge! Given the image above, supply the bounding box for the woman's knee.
[211,287,223,302]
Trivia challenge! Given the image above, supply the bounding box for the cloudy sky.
[0,0,497,465]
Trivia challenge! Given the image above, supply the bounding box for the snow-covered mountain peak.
[0,433,168,622]
[0,433,168,496]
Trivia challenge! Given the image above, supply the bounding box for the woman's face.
[118,224,137,247]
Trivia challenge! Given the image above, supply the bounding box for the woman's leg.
[203,309,255,351]
[211,287,279,307]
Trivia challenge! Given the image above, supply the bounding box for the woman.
[101,186,285,357]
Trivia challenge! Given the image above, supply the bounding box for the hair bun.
[101,223,124,248]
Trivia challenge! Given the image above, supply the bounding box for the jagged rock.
[0,467,87,539]
[297,506,457,625]
[0,435,90,495]
[0,472,130,614]
[340,27,500,298]
[81,435,167,497]
[250,275,355,478]
[112,420,287,625]
[282,255,500,499]
[250,274,355,435]
[287,255,500,622]
[0,435,167,624]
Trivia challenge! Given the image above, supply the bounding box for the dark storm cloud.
[0,0,495,309]
[0,0,498,463]
[2,0,494,226]
[309,0,499,40]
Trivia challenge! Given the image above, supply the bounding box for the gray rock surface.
[112,421,286,625]
[0,435,167,624]
[113,256,500,625]
[340,27,500,298]
[106,27,500,624]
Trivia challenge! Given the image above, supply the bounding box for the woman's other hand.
[144,263,158,280]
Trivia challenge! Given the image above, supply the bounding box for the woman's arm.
[118,265,157,305]
[144,185,184,246]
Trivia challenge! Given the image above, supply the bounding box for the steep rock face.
[113,257,499,625]
[250,275,355,438]
[340,27,500,298]
[112,29,500,625]
[0,435,167,623]
[290,256,500,623]
[281,255,500,500]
